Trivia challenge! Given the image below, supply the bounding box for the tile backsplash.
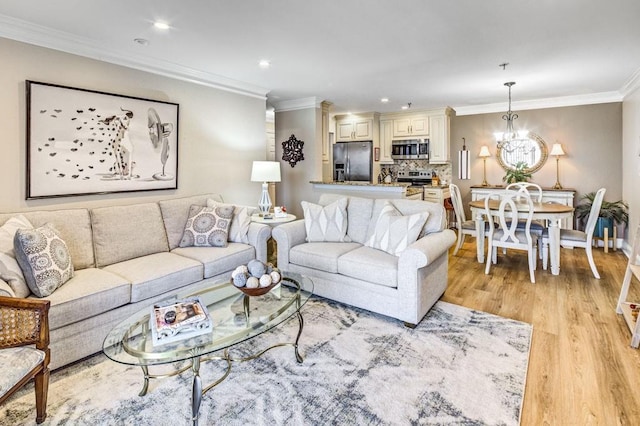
[384,160,452,184]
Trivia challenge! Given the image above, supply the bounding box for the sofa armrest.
[272,220,307,269]
[399,229,456,271]
[0,278,14,297]
[247,222,271,263]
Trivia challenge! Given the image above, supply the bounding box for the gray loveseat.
[0,194,270,370]
[272,194,456,326]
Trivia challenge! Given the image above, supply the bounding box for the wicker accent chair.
[0,296,51,424]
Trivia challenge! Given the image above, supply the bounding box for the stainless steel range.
[397,169,433,200]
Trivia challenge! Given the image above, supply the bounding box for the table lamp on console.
[251,161,281,216]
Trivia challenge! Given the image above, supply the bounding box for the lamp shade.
[478,146,491,157]
[550,143,565,156]
[251,161,281,182]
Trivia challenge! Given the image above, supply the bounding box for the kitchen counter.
[309,181,409,200]
[309,180,410,188]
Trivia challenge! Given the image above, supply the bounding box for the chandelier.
[494,82,531,154]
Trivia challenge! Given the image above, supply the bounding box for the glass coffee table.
[103,272,313,426]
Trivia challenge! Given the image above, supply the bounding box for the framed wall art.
[26,80,179,199]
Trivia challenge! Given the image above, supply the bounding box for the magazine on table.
[150,296,213,345]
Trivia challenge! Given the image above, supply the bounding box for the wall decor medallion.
[282,134,304,168]
[26,80,179,199]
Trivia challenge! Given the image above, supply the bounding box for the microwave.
[391,139,429,160]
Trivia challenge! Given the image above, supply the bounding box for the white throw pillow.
[0,215,34,297]
[207,199,256,244]
[301,198,351,243]
[366,202,429,256]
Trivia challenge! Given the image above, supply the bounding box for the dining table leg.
[548,219,561,275]
[474,210,486,264]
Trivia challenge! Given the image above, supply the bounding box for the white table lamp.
[550,143,565,189]
[251,161,281,215]
[478,145,491,187]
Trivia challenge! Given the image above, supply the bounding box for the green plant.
[575,192,628,225]
[502,161,532,184]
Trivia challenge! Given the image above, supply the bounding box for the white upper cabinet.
[336,116,374,141]
[428,113,451,164]
[393,114,429,137]
[379,119,394,164]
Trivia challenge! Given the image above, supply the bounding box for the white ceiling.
[2,0,640,115]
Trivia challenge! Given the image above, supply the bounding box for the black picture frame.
[26,80,179,199]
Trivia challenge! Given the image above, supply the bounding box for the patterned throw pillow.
[179,205,234,248]
[206,199,257,244]
[14,223,74,298]
[0,215,34,298]
[301,198,351,243]
[366,202,429,256]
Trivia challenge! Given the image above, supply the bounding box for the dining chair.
[485,190,538,283]
[542,187,606,279]
[505,182,546,236]
[449,183,489,255]
[0,296,51,424]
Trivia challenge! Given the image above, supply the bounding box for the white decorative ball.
[246,276,260,288]
[270,271,281,284]
[259,274,272,288]
[231,265,248,278]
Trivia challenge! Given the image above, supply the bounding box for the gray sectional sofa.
[0,194,270,370]
[272,194,456,326]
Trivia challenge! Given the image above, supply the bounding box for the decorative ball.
[270,271,281,284]
[246,276,260,288]
[259,274,272,288]
[266,263,274,274]
[247,260,266,277]
[231,265,248,279]
[232,272,249,288]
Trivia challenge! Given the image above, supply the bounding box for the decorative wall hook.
[282,134,304,167]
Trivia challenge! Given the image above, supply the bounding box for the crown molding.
[453,91,624,116]
[621,67,640,98]
[0,14,269,100]
[272,97,324,112]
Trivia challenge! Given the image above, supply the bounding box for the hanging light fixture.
[494,82,530,153]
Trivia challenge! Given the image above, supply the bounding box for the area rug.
[1,299,532,425]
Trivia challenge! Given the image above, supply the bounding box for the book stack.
[150,296,213,346]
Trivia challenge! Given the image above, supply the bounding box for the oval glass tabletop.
[103,272,314,366]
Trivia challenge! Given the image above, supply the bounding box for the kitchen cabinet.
[335,114,376,141]
[393,114,428,137]
[428,113,450,164]
[378,119,394,164]
[423,186,451,205]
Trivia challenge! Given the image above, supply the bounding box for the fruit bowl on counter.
[231,260,282,296]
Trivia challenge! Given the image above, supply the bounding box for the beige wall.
[0,37,267,212]
[450,103,623,228]
[275,107,323,217]
[622,86,640,247]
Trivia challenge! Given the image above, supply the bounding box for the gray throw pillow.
[14,223,74,297]
[366,202,429,256]
[179,205,234,248]
[301,198,351,242]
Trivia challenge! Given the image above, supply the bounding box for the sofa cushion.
[289,242,361,273]
[366,202,429,256]
[301,198,350,242]
[0,215,33,298]
[172,243,255,279]
[42,267,131,329]
[91,203,169,267]
[318,194,374,244]
[14,224,75,298]
[337,246,399,288]
[158,194,224,250]
[179,205,234,248]
[207,200,257,244]
[0,209,95,270]
[103,252,204,303]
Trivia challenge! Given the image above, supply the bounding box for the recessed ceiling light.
[380,98,389,103]
[259,60,271,69]
[153,21,170,30]
[134,38,149,46]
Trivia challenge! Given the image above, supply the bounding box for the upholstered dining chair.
[449,183,487,255]
[505,182,546,235]
[542,187,606,279]
[485,190,538,283]
[0,296,51,424]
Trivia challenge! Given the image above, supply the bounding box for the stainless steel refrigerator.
[333,141,373,182]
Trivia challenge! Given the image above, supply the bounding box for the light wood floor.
[444,239,640,425]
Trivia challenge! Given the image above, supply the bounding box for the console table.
[470,185,576,229]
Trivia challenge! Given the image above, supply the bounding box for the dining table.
[468,199,575,276]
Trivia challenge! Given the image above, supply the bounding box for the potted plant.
[575,191,628,237]
[503,161,532,184]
